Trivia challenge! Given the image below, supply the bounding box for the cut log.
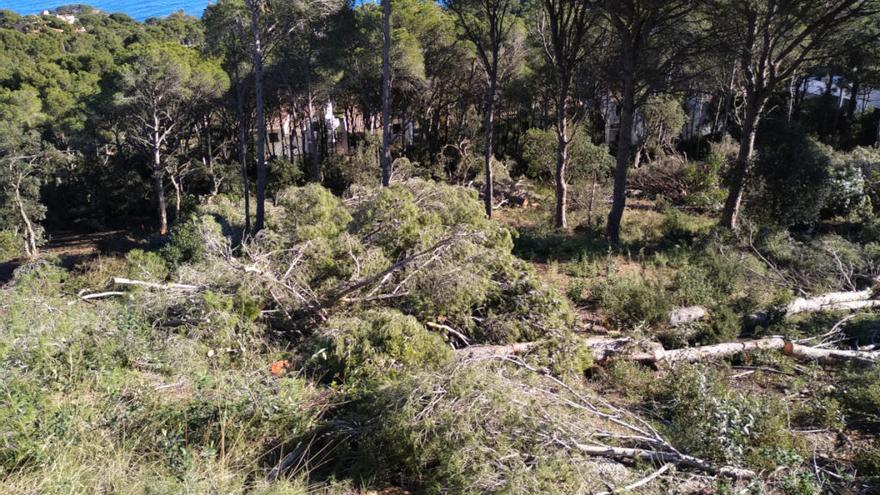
[656,337,786,363]
[784,341,880,366]
[668,306,707,327]
[112,277,200,292]
[572,443,756,479]
[751,289,879,325]
[786,289,873,315]
[457,336,879,366]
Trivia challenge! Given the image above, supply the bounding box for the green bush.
[746,120,833,227]
[838,366,880,431]
[304,309,453,387]
[0,230,23,260]
[159,215,223,270]
[267,158,304,201]
[592,274,671,328]
[125,248,169,282]
[855,445,880,478]
[521,127,613,183]
[653,364,801,468]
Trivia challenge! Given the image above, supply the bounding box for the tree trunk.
[606,75,635,244]
[235,80,251,236]
[380,0,393,187]
[250,1,267,233]
[719,96,761,229]
[151,139,169,235]
[554,87,569,229]
[14,181,38,258]
[307,69,321,182]
[848,77,860,119]
[483,74,497,218]
[170,175,182,224]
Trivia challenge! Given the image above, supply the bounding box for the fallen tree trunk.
[572,443,756,479]
[656,337,786,363]
[783,341,880,366]
[751,289,880,325]
[457,336,880,366]
[112,277,200,292]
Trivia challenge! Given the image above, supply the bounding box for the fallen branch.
[112,277,200,292]
[595,463,672,495]
[573,444,756,479]
[80,291,125,300]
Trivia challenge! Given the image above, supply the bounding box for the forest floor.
[0,229,150,283]
[2,188,878,493]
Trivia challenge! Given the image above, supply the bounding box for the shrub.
[653,364,801,468]
[159,215,223,271]
[304,309,453,387]
[746,120,833,227]
[592,274,671,328]
[0,230,23,260]
[793,397,844,430]
[267,158,304,201]
[125,248,169,282]
[838,366,880,432]
[855,445,880,478]
[521,127,613,183]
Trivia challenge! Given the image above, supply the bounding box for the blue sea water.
[2,0,212,21]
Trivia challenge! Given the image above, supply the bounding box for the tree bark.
[380,0,393,187]
[249,0,267,232]
[606,74,635,244]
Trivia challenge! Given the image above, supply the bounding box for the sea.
[2,0,212,21]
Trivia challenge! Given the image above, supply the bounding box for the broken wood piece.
[80,291,125,300]
[112,277,200,291]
